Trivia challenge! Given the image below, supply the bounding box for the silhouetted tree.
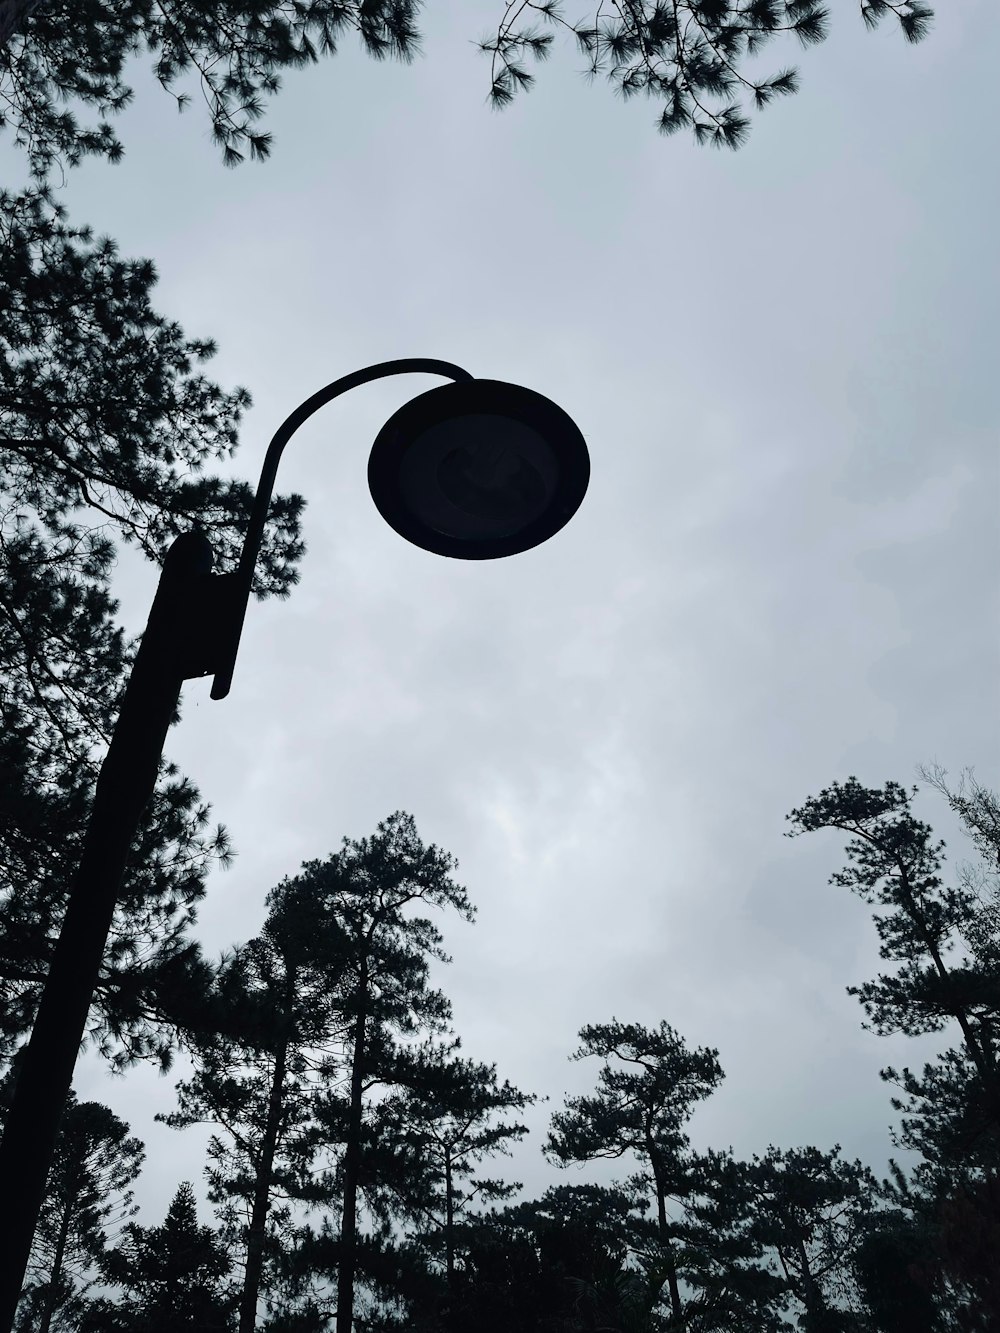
[423,1183,673,1332]
[433,1187,631,1333]
[670,1147,789,1333]
[266,814,475,1333]
[0,505,232,1072]
[745,1144,878,1330]
[160,814,475,1332]
[94,1181,234,1331]
[788,772,1000,1329]
[156,922,349,1332]
[917,765,1000,881]
[934,1172,1000,1328]
[896,773,1000,1189]
[11,1091,144,1333]
[545,1020,784,1330]
[0,0,932,176]
[0,184,303,1074]
[851,1167,950,1333]
[367,1052,537,1314]
[0,189,302,597]
[786,777,1000,1159]
[853,1158,1000,1332]
[337,1055,541,1327]
[481,0,934,149]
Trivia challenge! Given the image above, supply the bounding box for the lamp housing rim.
[367,378,590,560]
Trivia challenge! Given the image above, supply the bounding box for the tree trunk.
[649,1152,682,1325]
[444,1147,455,1292]
[797,1236,826,1322]
[336,957,368,1333]
[0,0,43,48]
[238,1032,290,1333]
[36,1199,72,1333]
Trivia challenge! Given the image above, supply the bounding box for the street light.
[368,377,591,560]
[0,359,590,1328]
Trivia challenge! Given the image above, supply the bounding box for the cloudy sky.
[22,0,999,1229]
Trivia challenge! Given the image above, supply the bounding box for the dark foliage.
[787,777,1000,1167]
[0,0,932,175]
[11,1090,144,1333]
[482,0,931,148]
[0,184,304,1073]
[91,1181,234,1331]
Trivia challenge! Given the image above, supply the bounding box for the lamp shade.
[367,379,590,559]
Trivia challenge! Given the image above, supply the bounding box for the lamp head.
[367,379,589,559]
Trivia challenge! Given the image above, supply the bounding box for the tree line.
[6,779,998,1332]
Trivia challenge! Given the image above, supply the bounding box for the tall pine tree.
[745,1144,878,1330]
[161,813,475,1333]
[786,777,1000,1175]
[157,921,349,1332]
[367,1052,537,1313]
[545,1019,784,1331]
[788,772,1000,1330]
[12,1090,144,1333]
[274,813,474,1333]
[461,1183,653,1333]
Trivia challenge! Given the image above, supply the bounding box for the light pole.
[0,358,590,1329]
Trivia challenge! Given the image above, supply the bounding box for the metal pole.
[0,532,214,1331]
[210,357,472,700]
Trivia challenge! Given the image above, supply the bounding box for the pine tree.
[933,1172,1000,1327]
[788,773,1000,1329]
[1,188,302,596]
[0,0,933,176]
[11,1091,144,1333]
[850,1166,951,1333]
[745,1145,878,1330]
[156,923,348,1333]
[96,1181,234,1331]
[916,765,1000,974]
[486,0,930,151]
[369,1052,537,1308]
[0,184,304,1073]
[0,493,232,1072]
[445,1184,653,1333]
[785,777,1000,1172]
[159,813,474,1333]
[503,1183,652,1331]
[272,813,475,1333]
[544,1019,784,1331]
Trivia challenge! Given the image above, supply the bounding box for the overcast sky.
[22,0,999,1233]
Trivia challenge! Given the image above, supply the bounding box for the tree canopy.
[94,1181,234,1331]
[0,0,934,175]
[786,775,1000,1181]
[0,182,305,1073]
[788,771,1000,1329]
[14,1091,144,1333]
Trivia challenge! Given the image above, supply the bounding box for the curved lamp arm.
[210,358,473,700]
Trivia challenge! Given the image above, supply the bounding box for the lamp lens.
[399,413,557,539]
[437,442,547,523]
